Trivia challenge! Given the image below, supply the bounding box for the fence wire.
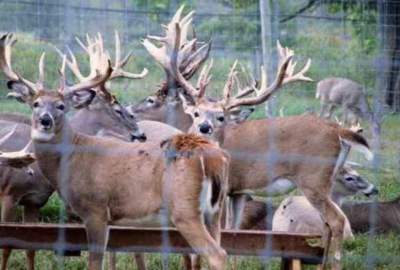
[0,0,399,270]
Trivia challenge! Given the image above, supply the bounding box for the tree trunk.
[381,1,400,112]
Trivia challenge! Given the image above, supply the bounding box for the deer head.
[127,5,211,129]
[335,164,378,198]
[58,32,148,141]
[0,33,145,143]
[167,23,312,141]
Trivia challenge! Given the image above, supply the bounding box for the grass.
[0,34,399,269]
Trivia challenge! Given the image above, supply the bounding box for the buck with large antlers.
[0,32,230,270]
[128,6,217,131]
[148,16,373,268]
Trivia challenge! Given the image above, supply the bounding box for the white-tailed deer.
[341,195,400,234]
[0,119,53,270]
[126,5,211,131]
[316,77,372,126]
[0,32,230,270]
[272,165,378,240]
[158,19,373,269]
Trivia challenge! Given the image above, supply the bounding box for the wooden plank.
[0,223,323,264]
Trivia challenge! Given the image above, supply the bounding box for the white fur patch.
[199,179,219,217]
[31,129,55,141]
[264,179,295,196]
[341,138,374,161]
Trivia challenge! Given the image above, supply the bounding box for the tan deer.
[272,165,378,240]
[0,32,156,270]
[126,6,211,132]
[316,77,372,126]
[0,32,230,270]
[0,119,53,270]
[150,19,373,269]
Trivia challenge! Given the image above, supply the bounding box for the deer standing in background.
[316,77,372,126]
[157,19,373,269]
[0,32,230,270]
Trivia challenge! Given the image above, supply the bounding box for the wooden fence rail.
[0,223,324,269]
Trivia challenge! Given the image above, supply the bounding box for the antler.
[59,32,146,100]
[142,5,211,94]
[0,126,35,168]
[60,38,112,95]
[222,41,312,110]
[0,33,43,93]
[110,31,148,80]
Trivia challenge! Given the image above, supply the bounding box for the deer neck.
[31,122,78,191]
[331,191,345,206]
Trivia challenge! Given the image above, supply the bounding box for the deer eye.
[146,97,155,104]
[32,101,40,108]
[194,112,199,118]
[115,109,123,115]
[345,176,354,182]
[217,116,225,122]
[57,104,65,111]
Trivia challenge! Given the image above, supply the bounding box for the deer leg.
[84,215,108,270]
[108,253,116,270]
[23,205,40,270]
[132,253,147,270]
[326,104,336,119]
[319,103,328,118]
[1,196,17,270]
[172,212,226,270]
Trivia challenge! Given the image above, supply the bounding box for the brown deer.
[341,195,400,234]
[0,119,53,270]
[316,77,372,126]
[0,32,230,270]
[0,32,153,270]
[272,165,378,240]
[155,19,373,269]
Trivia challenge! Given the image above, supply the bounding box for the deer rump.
[161,134,229,223]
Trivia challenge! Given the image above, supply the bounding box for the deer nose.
[39,114,53,129]
[131,132,147,142]
[199,123,212,134]
[364,185,379,197]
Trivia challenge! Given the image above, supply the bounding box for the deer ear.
[178,93,194,113]
[6,81,36,104]
[65,89,96,109]
[229,107,255,124]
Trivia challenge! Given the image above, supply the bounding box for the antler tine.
[109,31,148,80]
[222,60,238,105]
[0,33,38,92]
[58,55,67,93]
[196,58,213,98]
[170,23,198,98]
[224,41,312,110]
[181,41,211,79]
[36,52,46,89]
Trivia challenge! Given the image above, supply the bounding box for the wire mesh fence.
[0,1,399,270]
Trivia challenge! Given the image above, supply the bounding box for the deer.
[272,164,378,240]
[226,163,377,231]
[0,32,231,270]
[316,77,372,126]
[0,119,53,270]
[127,5,255,132]
[0,31,157,270]
[341,195,400,234]
[148,16,374,269]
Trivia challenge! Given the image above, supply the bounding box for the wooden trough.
[0,223,323,270]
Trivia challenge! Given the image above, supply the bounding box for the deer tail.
[338,128,373,161]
